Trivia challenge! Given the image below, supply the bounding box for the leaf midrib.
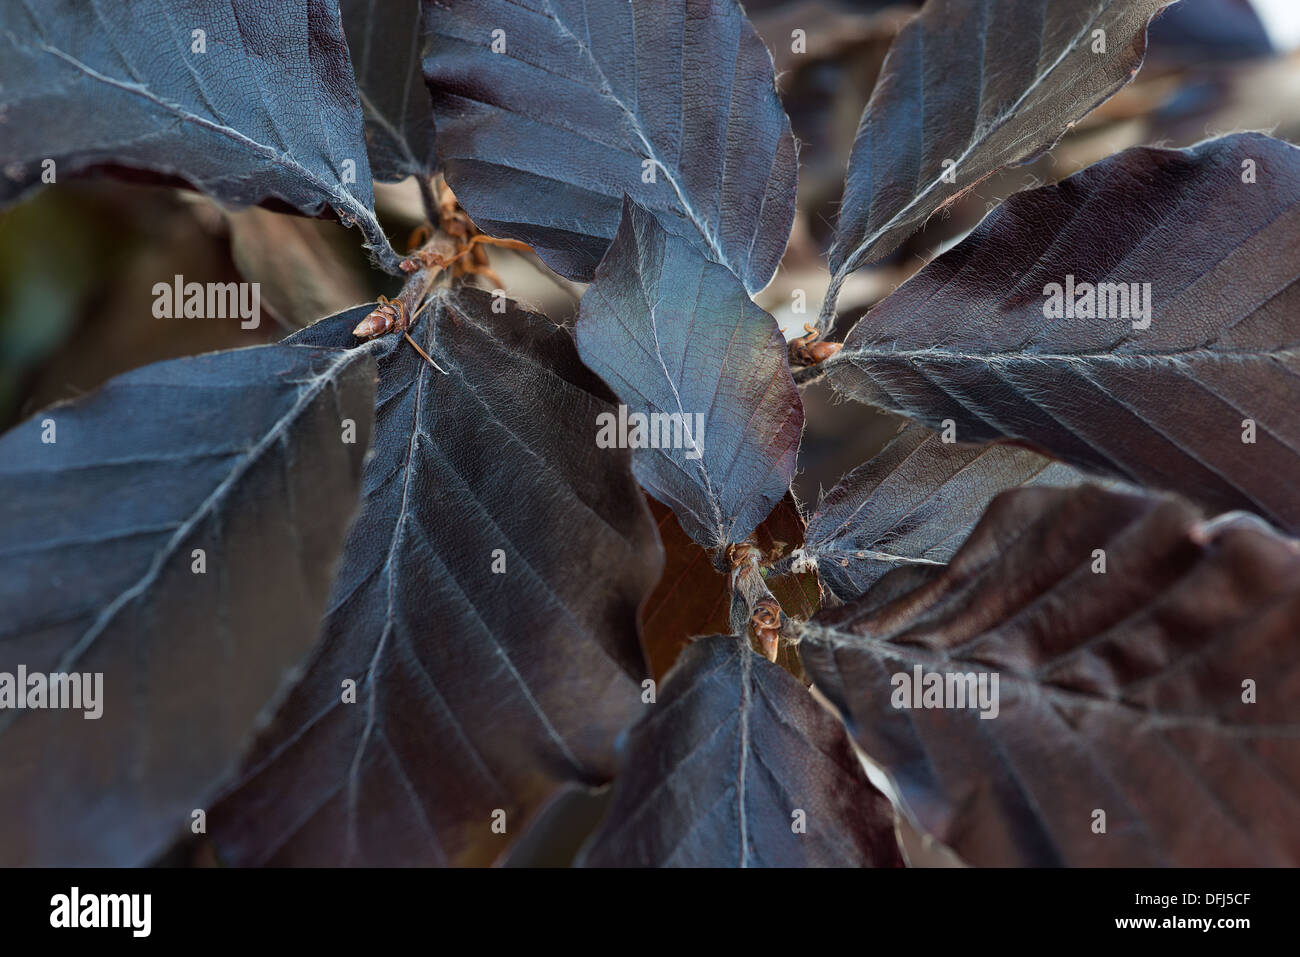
[833,344,1300,368]
[823,0,1120,319]
[536,0,729,269]
[0,344,374,739]
[18,34,383,242]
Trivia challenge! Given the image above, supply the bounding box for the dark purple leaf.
[0,339,378,865]
[824,133,1300,533]
[0,0,400,270]
[208,289,663,866]
[341,0,438,181]
[422,0,797,294]
[797,484,1300,866]
[822,0,1174,320]
[806,424,1089,602]
[577,635,903,867]
[576,200,803,549]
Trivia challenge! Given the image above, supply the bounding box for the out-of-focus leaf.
[0,339,378,866]
[0,185,131,425]
[422,0,797,294]
[576,201,803,549]
[16,190,280,427]
[1147,54,1300,150]
[798,484,1300,866]
[643,493,818,680]
[822,0,1174,320]
[341,0,437,180]
[750,1,915,253]
[227,206,375,330]
[824,134,1300,533]
[805,424,1088,602]
[791,381,904,508]
[209,289,663,866]
[0,0,401,270]
[750,0,919,67]
[1146,0,1272,64]
[577,635,902,867]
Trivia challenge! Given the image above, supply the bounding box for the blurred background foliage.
[4,0,1295,503]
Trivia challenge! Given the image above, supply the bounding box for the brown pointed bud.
[806,340,842,364]
[352,298,404,338]
[351,313,390,338]
[750,597,782,661]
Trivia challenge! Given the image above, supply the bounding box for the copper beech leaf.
[576,200,803,550]
[822,0,1176,319]
[341,0,437,181]
[208,290,662,866]
[824,133,1300,533]
[797,484,1300,866]
[422,0,797,295]
[804,424,1089,602]
[0,0,401,270]
[0,339,378,866]
[577,635,903,867]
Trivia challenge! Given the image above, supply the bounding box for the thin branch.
[417,175,441,231]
